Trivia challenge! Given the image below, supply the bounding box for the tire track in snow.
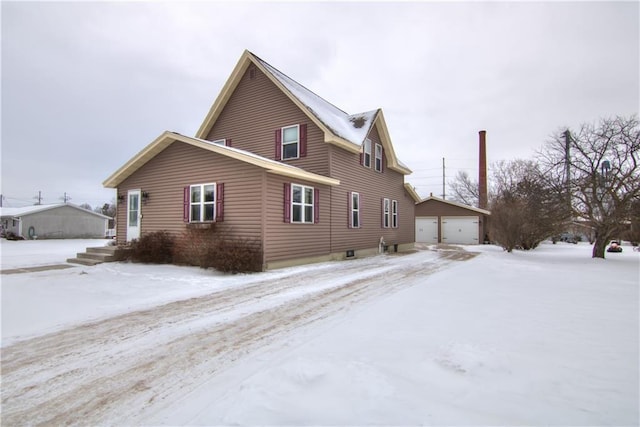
[1,248,476,425]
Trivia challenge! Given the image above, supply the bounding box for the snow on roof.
[252,53,378,147]
[0,204,111,219]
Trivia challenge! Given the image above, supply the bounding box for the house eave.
[103,131,340,189]
[404,183,422,203]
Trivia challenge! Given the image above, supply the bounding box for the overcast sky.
[2,1,638,207]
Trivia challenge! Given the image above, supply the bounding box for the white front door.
[127,189,141,241]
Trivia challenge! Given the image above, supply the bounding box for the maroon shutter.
[225,139,232,147]
[283,183,291,223]
[359,151,363,166]
[347,192,352,228]
[183,186,190,222]
[216,183,224,222]
[381,147,385,172]
[381,198,385,228]
[275,129,282,160]
[314,188,319,224]
[300,124,307,157]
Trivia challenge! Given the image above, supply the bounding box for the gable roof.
[0,203,112,219]
[195,50,411,175]
[416,196,491,215]
[103,131,341,189]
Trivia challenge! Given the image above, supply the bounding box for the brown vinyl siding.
[205,66,330,177]
[263,174,331,262]
[328,126,414,253]
[116,141,264,245]
[415,200,482,217]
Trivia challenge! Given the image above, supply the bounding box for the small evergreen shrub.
[130,230,175,264]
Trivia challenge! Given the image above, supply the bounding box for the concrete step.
[87,246,131,261]
[66,257,103,266]
[67,245,132,267]
[87,246,118,254]
[77,252,116,262]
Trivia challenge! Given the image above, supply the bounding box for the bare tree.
[79,203,92,211]
[448,171,479,206]
[94,202,116,218]
[488,160,567,251]
[539,115,640,258]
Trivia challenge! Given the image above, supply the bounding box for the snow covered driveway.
[1,247,473,425]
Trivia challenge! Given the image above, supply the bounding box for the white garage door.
[441,216,479,245]
[415,217,438,243]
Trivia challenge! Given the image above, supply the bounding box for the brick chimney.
[478,130,488,209]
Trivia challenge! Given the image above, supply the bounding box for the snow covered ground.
[1,239,638,425]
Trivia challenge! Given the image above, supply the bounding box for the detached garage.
[415,196,490,245]
[0,203,111,239]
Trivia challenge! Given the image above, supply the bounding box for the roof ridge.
[248,51,351,117]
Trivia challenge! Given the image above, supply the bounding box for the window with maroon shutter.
[280,124,300,160]
[300,124,308,157]
[283,182,291,222]
[275,129,282,160]
[183,186,189,222]
[288,183,315,223]
[216,183,225,222]
[185,183,217,222]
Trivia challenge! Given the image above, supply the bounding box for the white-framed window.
[282,124,300,160]
[351,192,360,228]
[363,139,372,168]
[392,199,398,228]
[211,139,226,145]
[292,183,314,223]
[190,183,216,222]
[383,198,390,228]
[375,143,383,172]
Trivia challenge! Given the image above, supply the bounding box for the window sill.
[186,222,215,229]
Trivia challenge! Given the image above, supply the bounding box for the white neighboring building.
[0,203,111,239]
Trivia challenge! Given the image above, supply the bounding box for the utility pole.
[61,192,71,203]
[0,194,3,208]
[442,157,446,200]
[564,130,571,215]
[34,191,43,205]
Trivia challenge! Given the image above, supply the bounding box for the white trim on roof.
[416,196,491,215]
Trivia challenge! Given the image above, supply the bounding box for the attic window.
[350,117,366,129]
[375,143,383,172]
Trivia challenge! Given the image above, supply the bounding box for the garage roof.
[416,196,491,215]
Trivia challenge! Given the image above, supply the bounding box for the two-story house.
[103,50,420,270]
